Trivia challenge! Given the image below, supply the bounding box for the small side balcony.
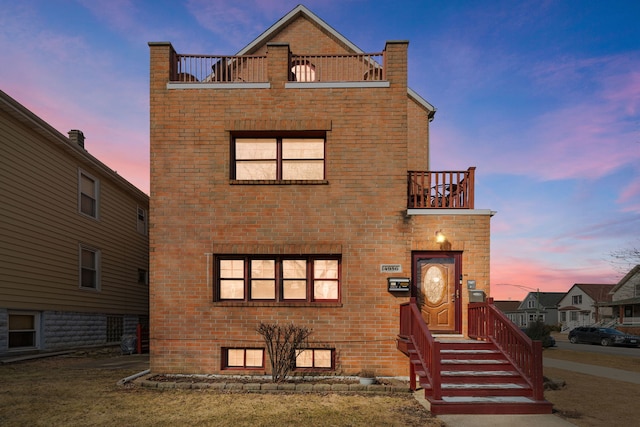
[408,168,475,209]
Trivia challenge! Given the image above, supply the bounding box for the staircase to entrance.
[398,298,553,415]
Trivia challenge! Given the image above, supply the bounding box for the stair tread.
[441,349,500,354]
[440,396,536,403]
[442,359,508,364]
[441,383,526,389]
[442,370,519,376]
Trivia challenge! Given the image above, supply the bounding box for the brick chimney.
[68,129,85,149]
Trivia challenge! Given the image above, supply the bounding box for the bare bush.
[256,322,312,382]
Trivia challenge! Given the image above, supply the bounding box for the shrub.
[256,322,312,383]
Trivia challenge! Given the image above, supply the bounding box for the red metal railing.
[399,298,441,399]
[408,168,475,209]
[468,298,544,400]
[136,323,150,354]
[290,52,384,82]
[172,54,268,82]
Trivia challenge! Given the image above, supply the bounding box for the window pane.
[314,350,332,368]
[81,174,95,197]
[282,160,324,180]
[220,260,244,279]
[9,332,35,348]
[236,161,276,180]
[296,349,313,367]
[283,260,306,278]
[220,280,244,299]
[245,349,263,367]
[227,349,244,367]
[81,268,96,288]
[282,139,324,159]
[252,260,274,278]
[81,249,96,269]
[9,314,34,330]
[81,194,96,216]
[283,280,306,299]
[251,280,275,299]
[314,280,338,300]
[236,139,276,159]
[315,260,338,279]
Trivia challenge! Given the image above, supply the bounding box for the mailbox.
[469,290,486,302]
[387,277,410,292]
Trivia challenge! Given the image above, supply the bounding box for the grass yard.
[0,355,441,427]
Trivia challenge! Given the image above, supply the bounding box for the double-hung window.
[572,295,582,305]
[80,245,100,290]
[233,136,325,181]
[79,170,99,218]
[217,256,340,302]
[8,312,39,350]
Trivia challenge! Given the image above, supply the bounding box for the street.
[554,338,640,357]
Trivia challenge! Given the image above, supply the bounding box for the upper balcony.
[169,51,386,84]
[408,168,476,209]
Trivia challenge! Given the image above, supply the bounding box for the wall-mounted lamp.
[435,230,446,243]
[387,277,410,292]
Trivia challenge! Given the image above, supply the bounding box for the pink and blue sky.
[1,0,638,300]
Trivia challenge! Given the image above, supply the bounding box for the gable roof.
[0,89,148,202]
[521,292,565,309]
[611,264,640,293]
[494,300,521,312]
[236,4,436,117]
[573,283,615,303]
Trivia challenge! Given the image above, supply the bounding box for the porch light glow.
[435,230,446,243]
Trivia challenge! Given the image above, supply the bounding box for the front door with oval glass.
[413,253,461,333]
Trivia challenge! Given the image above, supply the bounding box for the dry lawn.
[0,355,441,427]
[544,348,640,426]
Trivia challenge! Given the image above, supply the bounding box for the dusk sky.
[1,1,638,300]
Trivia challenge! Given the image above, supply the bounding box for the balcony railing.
[172,54,268,82]
[290,53,385,82]
[408,168,475,209]
[169,52,385,83]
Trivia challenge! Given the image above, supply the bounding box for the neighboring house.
[511,292,565,327]
[494,300,522,324]
[149,5,495,377]
[557,283,614,332]
[600,265,640,326]
[0,90,149,357]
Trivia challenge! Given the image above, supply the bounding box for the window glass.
[8,313,37,348]
[80,172,97,217]
[245,349,264,367]
[283,260,306,300]
[227,349,245,367]
[236,139,276,159]
[296,349,313,367]
[314,349,332,368]
[251,260,275,299]
[80,247,98,289]
[220,259,245,299]
[314,280,338,300]
[226,348,264,369]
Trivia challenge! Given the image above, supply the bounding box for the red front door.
[413,252,462,334]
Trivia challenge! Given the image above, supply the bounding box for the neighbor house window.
[527,299,536,309]
[80,245,100,290]
[560,312,566,322]
[138,268,148,285]
[635,282,640,297]
[223,348,264,369]
[216,256,340,303]
[233,137,325,181]
[572,295,582,305]
[570,311,578,321]
[106,316,123,343]
[137,207,148,235]
[296,349,334,369]
[79,170,99,218]
[8,312,39,350]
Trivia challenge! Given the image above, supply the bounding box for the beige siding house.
[0,90,149,357]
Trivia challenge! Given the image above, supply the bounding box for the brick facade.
[149,7,492,377]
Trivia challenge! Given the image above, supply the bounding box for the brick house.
[149,5,550,414]
[0,90,149,357]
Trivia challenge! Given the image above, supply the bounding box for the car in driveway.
[568,327,640,347]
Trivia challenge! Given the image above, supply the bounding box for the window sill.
[230,180,328,185]
[213,301,342,308]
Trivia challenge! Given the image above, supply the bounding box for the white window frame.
[79,244,101,291]
[78,169,99,219]
[8,311,40,351]
[527,299,536,309]
[572,295,582,305]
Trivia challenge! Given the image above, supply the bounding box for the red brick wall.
[149,21,490,377]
